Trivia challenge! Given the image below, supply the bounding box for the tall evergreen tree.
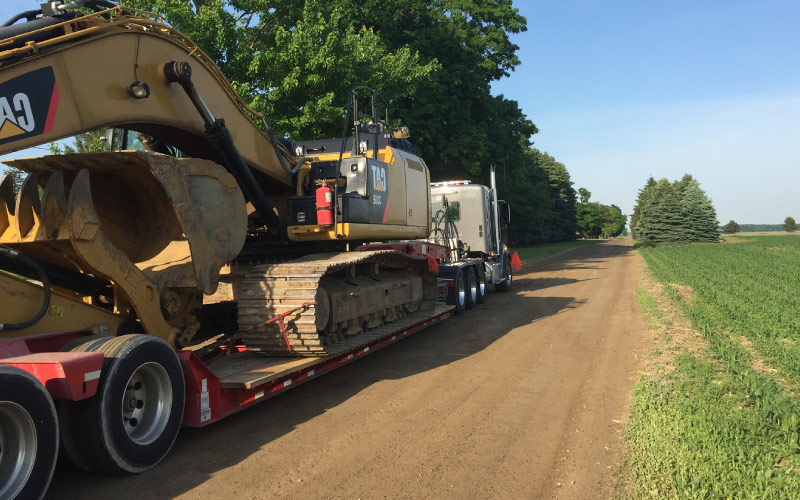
[630,176,657,240]
[632,175,719,244]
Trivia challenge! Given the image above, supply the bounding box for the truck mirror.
[104,128,115,151]
[498,200,510,227]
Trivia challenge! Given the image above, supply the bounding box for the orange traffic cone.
[510,251,522,271]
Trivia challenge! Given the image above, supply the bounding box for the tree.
[784,216,797,233]
[630,176,657,240]
[722,220,741,234]
[126,1,438,141]
[0,166,25,195]
[632,175,719,244]
[575,189,627,239]
[49,129,107,155]
[534,150,577,242]
[126,1,535,180]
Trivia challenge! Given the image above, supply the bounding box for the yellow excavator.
[0,0,436,355]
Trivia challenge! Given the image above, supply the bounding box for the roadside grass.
[514,239,601,262]
[621,239,800,499]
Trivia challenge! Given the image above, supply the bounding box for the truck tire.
[476,266,487,304]
[0,365,58,500]
[58,335,185,474]
[453,268,467,315]
[494,255,512,292]
[465,266,478,309]
[57,335,114,471]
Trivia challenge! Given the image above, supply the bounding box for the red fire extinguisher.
[316,184,334,225]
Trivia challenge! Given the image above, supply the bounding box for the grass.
[621,236,800,499]
[513,239,601,262]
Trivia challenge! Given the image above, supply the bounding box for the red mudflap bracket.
[0,351,104,401]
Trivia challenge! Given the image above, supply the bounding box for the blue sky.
[492,0,800,223]
[2,0,798,223]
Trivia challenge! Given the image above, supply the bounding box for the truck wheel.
[57,335,114,472]
[59,335,184,474]
[476,266,487,304]
[495,255,513,292]
[453,269,467,315]
[465,267,478,309]
[0,365,58,500]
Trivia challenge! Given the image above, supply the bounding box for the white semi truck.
[431,165,514,313]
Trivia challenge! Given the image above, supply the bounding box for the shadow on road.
[46,241,633,499]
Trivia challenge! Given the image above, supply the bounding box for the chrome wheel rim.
[468,271,478,303]
[479,272,486,296]
[457,276,466,306]
[121,362,172,446]
[0,401,37,499]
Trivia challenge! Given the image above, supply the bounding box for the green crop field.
[624,235,800,499]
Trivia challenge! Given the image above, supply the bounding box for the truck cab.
[429,166,513,313]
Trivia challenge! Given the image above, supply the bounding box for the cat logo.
[371,164,387,192]
[0,94,35,139]
[0,67,59,146]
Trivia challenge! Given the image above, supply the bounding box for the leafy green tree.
[0,166,25,195]
[126,0,437,141]
[49,129,107,154]
[722,220,741,234]
[604,204,628,238]
[126,1,535,180]
[575,189,627,238]
[783,216,797,233]
[535,150,577,242]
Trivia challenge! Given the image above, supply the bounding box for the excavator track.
[238,250,436,356]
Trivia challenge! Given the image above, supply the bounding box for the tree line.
[723,219,797,234]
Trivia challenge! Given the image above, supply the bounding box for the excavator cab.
[287,88,431,242]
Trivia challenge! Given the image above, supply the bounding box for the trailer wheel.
[495,255,512,292]
[0,365,58,500]
[476,266,487,304]
[57,335,114,471]
[465,267,478,309]
[453,269,467,315]
[59,335,184,474]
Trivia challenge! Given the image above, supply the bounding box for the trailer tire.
[453,269,467,315]
[476,266,487,304]
[0,365,58,500]
[59,335,184,474]
[465,267,478,309]
[495,255,512,292]
[57,335,114,472]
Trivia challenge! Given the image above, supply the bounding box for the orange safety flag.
[510,251,522,271]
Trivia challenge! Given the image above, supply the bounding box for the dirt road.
[46,239,647,500]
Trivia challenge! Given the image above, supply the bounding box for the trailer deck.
[178,304,454,426]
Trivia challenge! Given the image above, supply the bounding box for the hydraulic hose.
[0,246,51,332]
[164,60,282,234]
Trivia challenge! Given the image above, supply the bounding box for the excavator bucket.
[0,151,247,346]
